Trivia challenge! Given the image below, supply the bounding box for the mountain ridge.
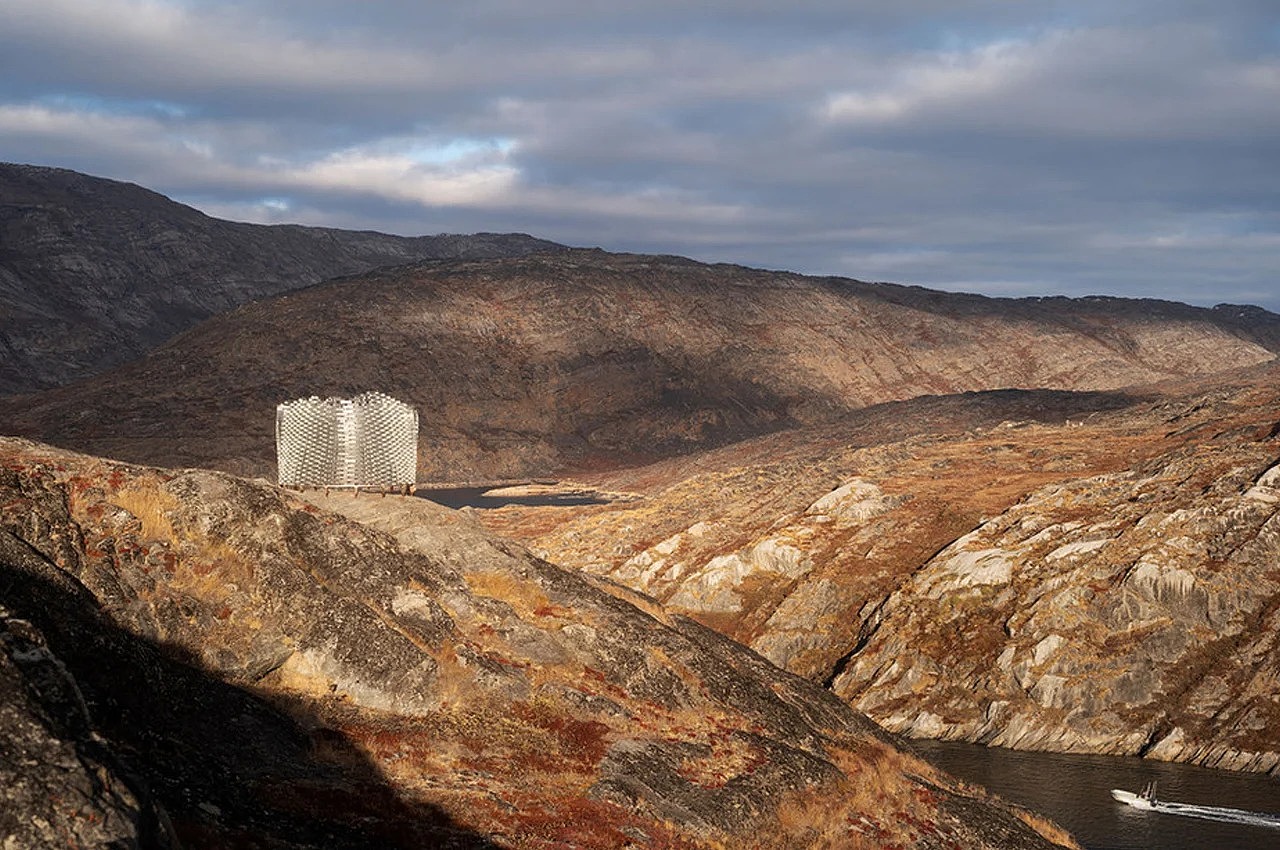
[3,247,1278,482]
[0,161,568,394]
[4,163,1278,843]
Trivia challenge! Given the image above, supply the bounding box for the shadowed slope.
[0,162,566,394]
[0,541,497,849]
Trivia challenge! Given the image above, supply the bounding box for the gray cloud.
[2,0,1276,310]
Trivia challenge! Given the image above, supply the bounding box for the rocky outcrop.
[832,426,1280,774]
[0,162,565,394]
[3,249,1278,482]
[0,437,1074,849]
[471,367,1280,774]
[482,387,1160,671]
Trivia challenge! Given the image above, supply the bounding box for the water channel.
[914,740,1280,849]
[417,485,612,509]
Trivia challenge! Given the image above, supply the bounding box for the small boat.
[1110,782,1280,828]
[1111,782,1157,810]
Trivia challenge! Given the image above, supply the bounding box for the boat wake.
[1143,800,1280,830]
[1112,785,1280,829]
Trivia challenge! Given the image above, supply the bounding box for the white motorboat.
[1111,782,1157,810]
[1110,781,1280,828]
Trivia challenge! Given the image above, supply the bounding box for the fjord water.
[417,486,611,509]
[915,741,1280,849]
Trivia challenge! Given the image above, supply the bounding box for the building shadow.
[0,536,504,850]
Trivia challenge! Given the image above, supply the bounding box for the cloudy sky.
[2,1,1277,309]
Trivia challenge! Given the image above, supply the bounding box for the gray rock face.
[0,162,566,394]
[0,607,148,849]
[472,368,1280,775]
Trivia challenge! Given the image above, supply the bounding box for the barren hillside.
[3,249,1277,481]
[469,364,1280,774]
[0,437,1075,849]
[0,162,565,393]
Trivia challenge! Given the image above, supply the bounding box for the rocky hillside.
[832,387,1280,773]
[0,162,566,394]
[3,249,1278,481]
[0,437,1075,849]
[466,364,1280,774]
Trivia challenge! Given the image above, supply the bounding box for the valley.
[4,248,1278,482]
[3,164,1279,848]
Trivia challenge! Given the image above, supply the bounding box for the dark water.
[914,740,1280,850]
[416,486,611,509]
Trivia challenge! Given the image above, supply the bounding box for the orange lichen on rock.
[0,436,1077,848]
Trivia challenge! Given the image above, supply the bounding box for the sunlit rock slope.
[833,392,1280,773]
[0,437,1074,849]
[472,366,1280,774]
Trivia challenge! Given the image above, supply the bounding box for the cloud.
[822,22,1280,141]
[279,145,519,208]
[824,37,1030,124]
[1,1,1277,311]
[2,0,437,93]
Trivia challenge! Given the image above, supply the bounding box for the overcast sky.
[2,1,1277,310]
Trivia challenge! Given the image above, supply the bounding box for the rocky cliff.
[0,437,1074,849]
[3,249,1278,481]
[0,162,565,394]
[832,383,1280,774]
[467,365,1280,774]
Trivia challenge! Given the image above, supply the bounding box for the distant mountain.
[0,163,567,393]
[3,248,1277,481]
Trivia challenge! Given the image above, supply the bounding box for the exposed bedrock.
[0,605,154,849]
[832,442,1280,775]
[0,437,1073,849]
[476,374,1280,775]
